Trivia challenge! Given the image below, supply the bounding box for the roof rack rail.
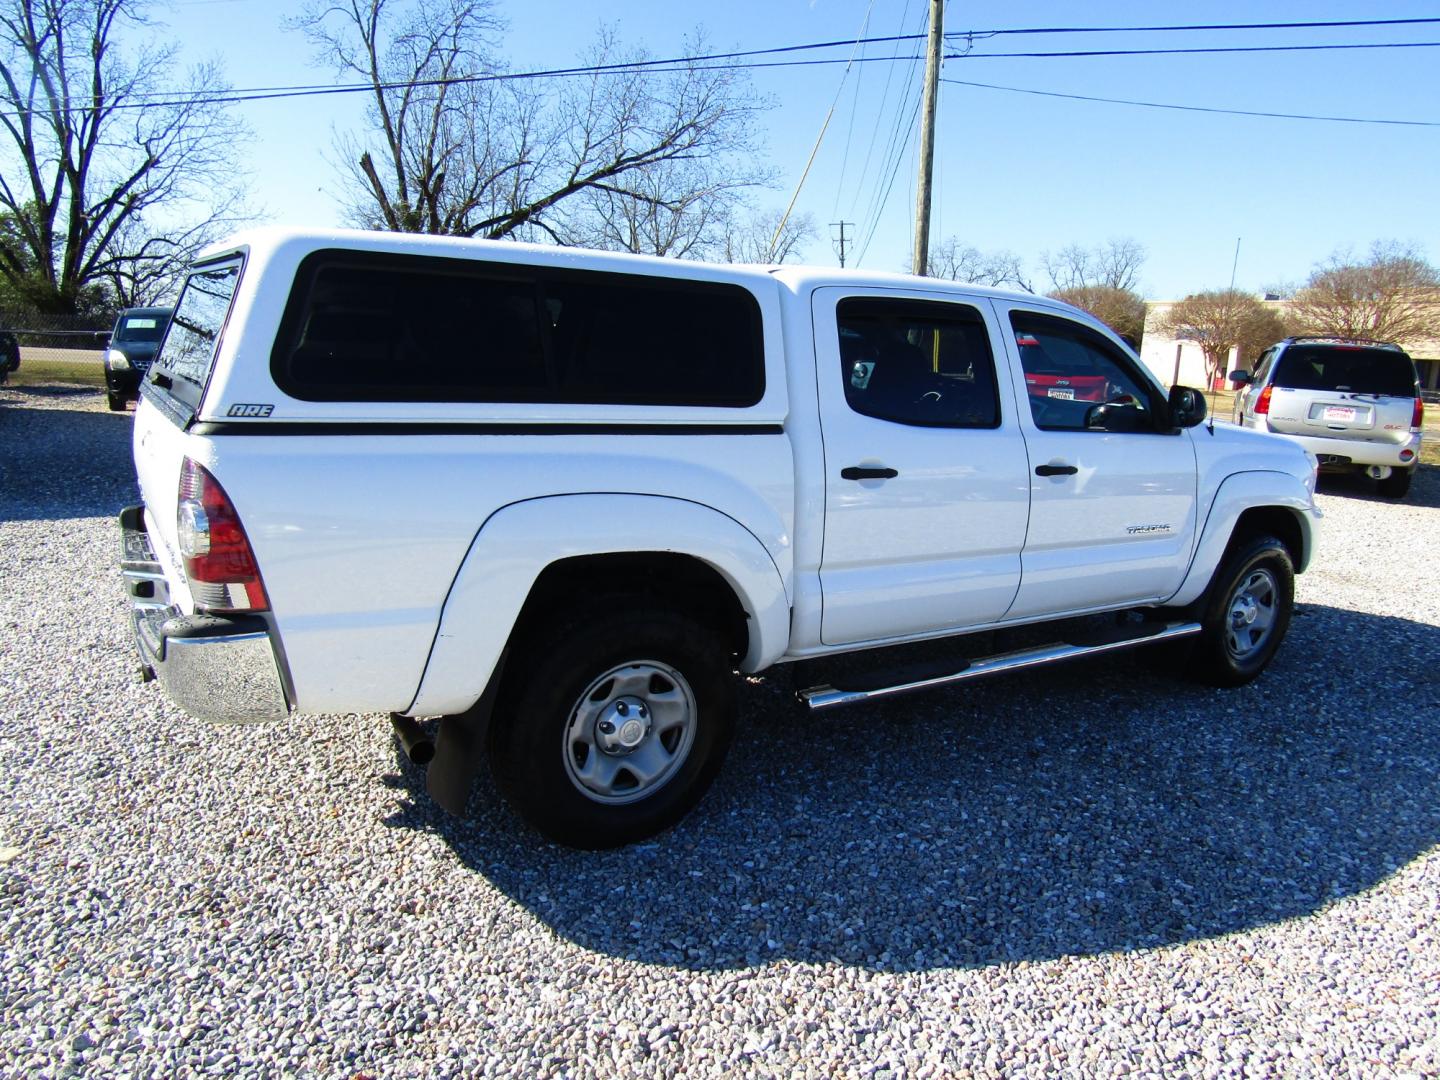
[1281,335,1402,349]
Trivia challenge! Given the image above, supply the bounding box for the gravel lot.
[2,385,1438,1078]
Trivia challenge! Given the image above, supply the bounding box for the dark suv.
[1231,337,1423,498]
[104,307,173,411]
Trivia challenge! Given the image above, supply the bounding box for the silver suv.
[1231,337,1424,499]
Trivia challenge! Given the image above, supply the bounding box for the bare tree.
[99,201,248,306]
[1289,241,1440,344]
[567,169,726,258]
[1158,289,1289,384]
[0,0,247,314]
[925,237,1032,290]
[1050,285,1146,346]
[294,2,769,245]
[1041,238,1145,293]
[719,208,814,264]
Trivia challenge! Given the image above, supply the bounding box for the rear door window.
[147,260,242,415]
[836,298,1000,428]
[1273,346,1416,396]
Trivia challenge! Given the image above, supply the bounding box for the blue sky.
[165,0,1440,299]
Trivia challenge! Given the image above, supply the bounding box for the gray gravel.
[2,384,1438,1078]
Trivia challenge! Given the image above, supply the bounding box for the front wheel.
[1185,535,1295,688]
[488,604,736,848]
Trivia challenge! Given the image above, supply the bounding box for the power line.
[845,0,917,223]
[22,33,939,109]
[940,77,1440,127]
[852,5,921,241]
[856,92,924,266]
[770,12,875,256]
[953,16,1440,37]
[831,0,879,218]
[9,20,1440,118]
[2,51,930,119]
[944,41,1440,61]
[853,8,928,264]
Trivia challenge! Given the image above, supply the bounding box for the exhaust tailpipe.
[389,713,435,765]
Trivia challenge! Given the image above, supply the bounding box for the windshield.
[115,312,170,343]
[1273,346,1416,397]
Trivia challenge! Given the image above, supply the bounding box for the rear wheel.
[488,602,735,848]
[1377,467,1412,499]
[107,392,125,412]
[1184,535,1295,688]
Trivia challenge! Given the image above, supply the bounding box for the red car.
[1017,334,1109,402]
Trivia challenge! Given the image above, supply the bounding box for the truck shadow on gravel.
[0,389,139,521]
[1317,462,1439,509]
[387,602,1440,973]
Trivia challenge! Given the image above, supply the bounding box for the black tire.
[488,603,736,848]
[1183,535,1295,688]
[1377,467,1412,499]
[107,392,125,412]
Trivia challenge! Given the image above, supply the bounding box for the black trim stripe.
[189,421,786,437]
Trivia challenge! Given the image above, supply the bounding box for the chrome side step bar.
[797,621,1202,713]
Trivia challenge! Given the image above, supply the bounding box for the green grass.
[1421,406,1440,466]
[8,360,105,388]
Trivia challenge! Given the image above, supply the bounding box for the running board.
[797,620,1202,713]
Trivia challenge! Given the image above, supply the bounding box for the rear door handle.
[841,466,899,481]
[1034,463,1078,477]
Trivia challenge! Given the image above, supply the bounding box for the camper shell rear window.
[145,258,243,416]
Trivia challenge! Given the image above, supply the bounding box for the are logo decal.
[227,403,274,418]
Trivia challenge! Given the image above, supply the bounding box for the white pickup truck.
[121,228,1320,847]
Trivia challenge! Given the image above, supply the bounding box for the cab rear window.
[147,260,243,414]
[1274,346,1416,397]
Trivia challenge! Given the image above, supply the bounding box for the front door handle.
[841,466,899,481]
[1034,463,1078,477]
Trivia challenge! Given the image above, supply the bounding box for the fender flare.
[1167,470,1318,608]
[407,493,791,716]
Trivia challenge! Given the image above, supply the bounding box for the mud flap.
[425,650,507,816]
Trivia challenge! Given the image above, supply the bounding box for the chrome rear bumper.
[119,505,290,724]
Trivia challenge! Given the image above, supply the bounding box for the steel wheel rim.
[562,660,698,806]
[1225,568,1279,661]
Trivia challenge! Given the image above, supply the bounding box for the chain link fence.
[2,312,109,383]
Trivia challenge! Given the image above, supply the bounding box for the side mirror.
[1085,401,1149,433]
[1168,385,1208,428]
[1228,369,1252,386]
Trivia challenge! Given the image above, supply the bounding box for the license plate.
[1322,405,1356,422]
[1047,388,1074,400]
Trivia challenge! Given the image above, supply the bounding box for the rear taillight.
[177,457,269,612]
[1254,385,1273,416]
[1413,397,1424,431]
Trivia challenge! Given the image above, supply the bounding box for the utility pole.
[831,221,854,268]
[911,0,945,276]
